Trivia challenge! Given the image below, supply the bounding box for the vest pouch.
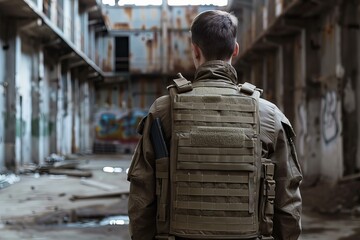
[259,159,275,237]
[156,157,170,234]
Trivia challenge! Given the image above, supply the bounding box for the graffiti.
[322,91,339,144]
[94,108,147,145]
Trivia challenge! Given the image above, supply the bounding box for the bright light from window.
[102,0,228,6]
[102,0,116,6]
[168,0,228,6]
[117,0,162,5]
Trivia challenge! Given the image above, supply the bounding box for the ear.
[192,43,201,60]
[232,42,239,57]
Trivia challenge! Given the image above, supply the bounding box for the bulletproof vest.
[155,75,275,240]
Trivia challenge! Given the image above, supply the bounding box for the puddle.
[102,167,129,174]
[64,215,129,228]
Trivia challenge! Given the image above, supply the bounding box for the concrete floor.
[0,154,359,240]
[0,154,132,240]
[300,212,360,240]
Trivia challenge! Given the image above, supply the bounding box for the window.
[115,37,130,72]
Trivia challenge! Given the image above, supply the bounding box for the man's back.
[128,9,301,240]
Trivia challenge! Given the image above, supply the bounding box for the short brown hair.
[190,10,238,61]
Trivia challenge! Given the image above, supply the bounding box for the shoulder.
[258,98,295,142]
[149,95,171,116]
[148,95,172,138]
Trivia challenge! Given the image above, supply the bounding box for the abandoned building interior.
[0,0,360,239]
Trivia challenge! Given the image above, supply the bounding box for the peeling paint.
[113,22,130,30]
[124,7,132,19]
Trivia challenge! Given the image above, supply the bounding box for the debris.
[65,154,80,160]
[18,164,38,174]
[0,174,20,189]
[48,169,92,178]
[80,179,117,191]
[45,153,65,163]
[70,191,129,201]
[53,161,79,169]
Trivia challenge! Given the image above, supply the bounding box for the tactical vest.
[155,74,275,240]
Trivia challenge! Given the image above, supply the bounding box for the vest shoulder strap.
[238,82,263,104]
[167,73,193,96]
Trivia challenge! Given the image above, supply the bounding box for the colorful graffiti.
[94,108,147,152]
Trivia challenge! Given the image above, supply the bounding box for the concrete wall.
[0,0,105,171]
[230,0,360,182]
[103,4,221,75]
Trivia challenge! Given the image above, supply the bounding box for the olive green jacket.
[128,61,302,240]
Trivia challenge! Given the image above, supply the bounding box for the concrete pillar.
[0,18,6,171]
[282,37,295,125]
[341,0,359,175]
[78,68,92,153]
[319,11,343,181]
[49,75,58,155]
[357,2,360,171]
[17,35,36,167]
[293,30,307,171]
[57,61,72,155]
[304,21,322,181]
[275,46,284,110]
[88,80,96,153]
[63,0,72,39]
[31,44,40,165]
[37,0,44,11]
[4,20,18,170]
[71,70,80,153]
[161,0,169,74]
[39,49,52,164]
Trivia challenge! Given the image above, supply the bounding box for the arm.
[127,96,172,240]
[128,115,157,240]
[271,115,303,240]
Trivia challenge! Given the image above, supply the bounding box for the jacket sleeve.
[128,115,157,240]
[271,113,303,240]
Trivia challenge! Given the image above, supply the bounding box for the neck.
[196,58,232,69]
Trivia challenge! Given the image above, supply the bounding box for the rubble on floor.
[0,174,20,190]
[19,154,92,178]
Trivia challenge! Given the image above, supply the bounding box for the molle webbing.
[169,93,262,239]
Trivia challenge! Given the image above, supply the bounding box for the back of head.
[190,10,238,61]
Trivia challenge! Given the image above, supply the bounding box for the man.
[128,10,302,240]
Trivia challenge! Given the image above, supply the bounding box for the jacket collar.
[194,60,238,85]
